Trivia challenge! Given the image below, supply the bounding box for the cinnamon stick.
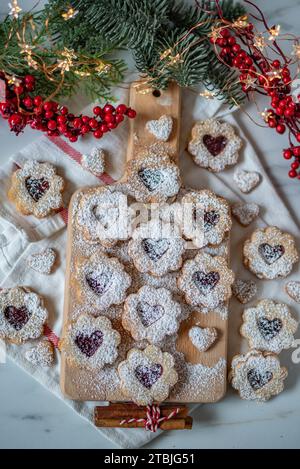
[94,403,189,420]
[94,416,193,430]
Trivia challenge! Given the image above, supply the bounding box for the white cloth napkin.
[0,86,299,449]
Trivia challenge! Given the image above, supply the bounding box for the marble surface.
[0,0,300,449]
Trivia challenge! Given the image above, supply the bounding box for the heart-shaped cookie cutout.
[142,238,170,261]
[85,271,111,295]
[93,205,119,229]
[75,330,103,357]
[27,248,56,275]
[257,317,283,341]
[134,363,163,389]
[202,134,228,156]
[25,177,50,202]
[146,115,173,142]
[4,305,30,331]
[192,271,220,294]
[137,302,165,327]
[234,169,260,193]
[204,210,220,231]
[138,168,164,192]
[247,368,273,390]
[189,326,217,352]
[258,243,285,265]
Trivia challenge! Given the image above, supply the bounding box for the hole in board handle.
[152,89,161,98]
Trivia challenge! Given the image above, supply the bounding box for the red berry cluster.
[0,73,136,142]
[211,26,300,180]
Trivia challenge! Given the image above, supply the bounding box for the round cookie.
[0,287,48,344]
[122,285,182,343]
[62,314,121,370]
[126,147,181,203]
[243,226,299,279]
[76,187,130,247]
[118,345,178,406]
[188,119,242,172]
[240,299,298,353]
[76,252,131,311]
[181,190,232,247]
[178,252,234,308]
[229,349,288,402]
[8,160,64,218]
[128,219,185,276]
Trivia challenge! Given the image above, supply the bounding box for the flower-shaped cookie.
[118,345,178,405]
[178,252,234,308]
[76,252,131,311]
[229,350,288,401]
[243,226,299,279]
[181,190,232,247]
[0,287,48,344]
[126,148,181,203]
[62,314,121,370]
[188,119,242,172]
[240,299,298,353]
[128,219,185,276]
[76,187,130,246]
[122,285,182,343]
[8,160,64,218]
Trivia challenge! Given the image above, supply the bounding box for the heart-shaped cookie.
[25,177,50,202]
[75,330,103,357]
[232,279,257,304]
[146,115,173,141]
[142,238,170,261]
[134,363,163,389]
[85,271,111,295]
[232,202,259,226]
[202,134,228,156]
[257,317,283,341]
[27,248,56,275]
[192,270,220,294]
[82,148,105,176]
[247,368,273,390]
[189,326,218,352]
[286,281,300,303]
[233,169,260,193]
[137,302,165,327]
[4,305,30,331]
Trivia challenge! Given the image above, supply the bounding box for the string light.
[74,70,91,77]
[95,62,111,75]
[232,15,249,28]
[268,25,281,41]
[160,48,172,60]
[254,34,267,50]
[56,48,77,73]
[261,108,273,122]
[241,75,257,90]
[199,90,215,99]
[209,26,223,42]
[8,1,22,19]
[168,53,183,65]
[19,43,39,70]
[7,75,21,86]
[61,7,79,20]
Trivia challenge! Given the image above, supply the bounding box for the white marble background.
[0,0,300,449]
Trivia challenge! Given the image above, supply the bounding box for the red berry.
[103,104,115,114]
[73,118,82,129]
[289,169,297,178]
[45,111,54,119]
[297,133,300,143]
[233,57,241,67]
[282,68,290,77]
[33,95,43,106]
[116,104,127,114]
[9,113,22,126]
[57,115,66,124]
[58,124,67,133]
[222,47,231,56]
[81,125,90,134]
[23,97,33,108]
[24,74,35,84]
[115,114,124,124]
[275,107,284,116]
[69,135,78,143]
[292,147,300,157]
[220,28,231,38]
[228,37,236,46]
[43,102,53,112]
[93,129,103,139]
[232,44,241,54]
[127,109,136,118]
[93,106,102,115]
[283,76,291,85]
[82,115,90,124]
[268,118,277,128]
[60,106,68,115]
[108,122,117,129]
[219,38,228,47]
[100,123,109,133]
[209,37,216,44]
[245,57,253,66]
[14,85,24,95]
[25,83,35,92]
[67,113,75,120]
[291,161,300,169]
[284,108,295,118]
[89,118,98,129]
[104,113,115,124]
[283,149,292,159]
[276,123,286,134]
[47,120,57,130]
[272,60,281,69]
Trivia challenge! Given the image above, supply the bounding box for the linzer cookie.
[128,219,185,276]
[118,345,178,405]
[8,160,64,218]
[181,190,232,247]
[229,349,288,401]
[188,119,242,172]
[76,252,131,311]
[76,187,129,246]
[0,287,48,344]
[62,314,121,370]
[243,226,299,279]
[240,299,298,353]
[178,252,234,308]
[122,285,182,343]
[126,148,181,203]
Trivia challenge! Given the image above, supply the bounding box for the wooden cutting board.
[61,81,230,403]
